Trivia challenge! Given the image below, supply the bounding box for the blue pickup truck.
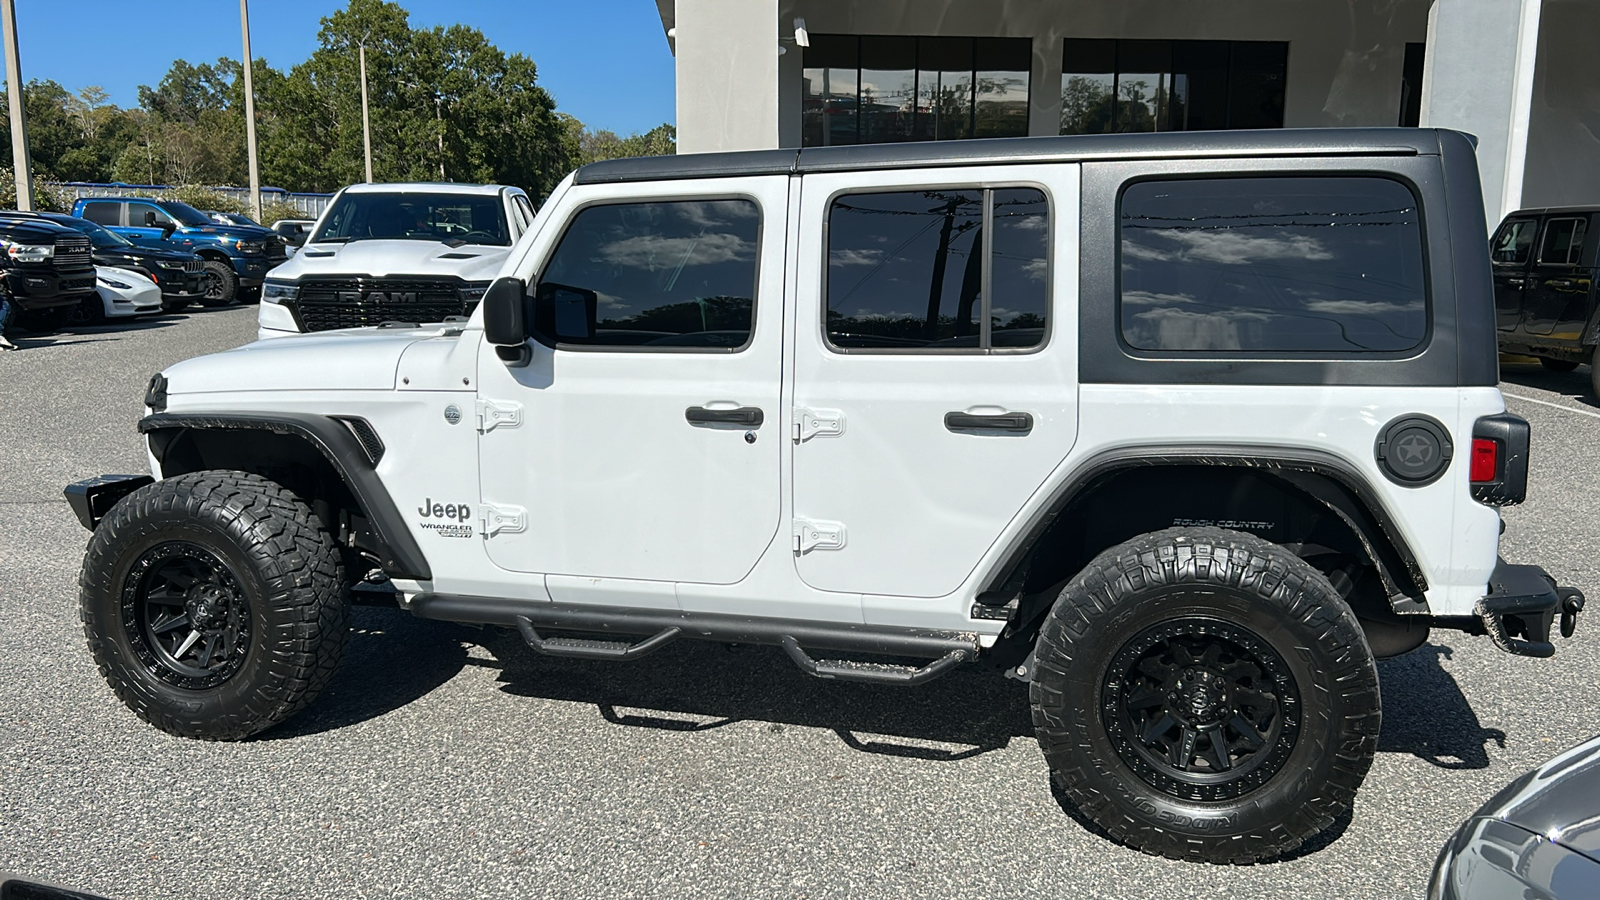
[72,197,286,305]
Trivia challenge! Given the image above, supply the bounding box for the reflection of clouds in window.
[1304,298,1424,315]
[673,201,759,227]
[1123,289,1197,306]
[598,232,754,269]
[1135,229,1335,265]
[829,248,885,267]
[1127,307,1273,351]
[1022,257,1047,281]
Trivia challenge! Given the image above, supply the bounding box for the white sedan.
[91,266,162,320]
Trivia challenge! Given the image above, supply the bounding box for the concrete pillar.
[1420,0,1543,228]
[675,0,780,154]
[1520,0,1600,210]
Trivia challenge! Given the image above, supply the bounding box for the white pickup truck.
[258,182,539,339]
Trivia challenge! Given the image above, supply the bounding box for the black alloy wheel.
[1104,617,1299,803]
[122,541,252,689]
[80,471,347,740]
[198,259,238,306]
[1029,527,1380,864]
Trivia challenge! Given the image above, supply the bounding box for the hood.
[1471,734,1600,864]
[95,244,199,264]
[180,222,273,240]
[0,218,82,243]
[273,239,510,282]
[162,326,456,395]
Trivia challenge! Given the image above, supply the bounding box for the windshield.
[63,217,133,249]
[312,192,509,245]
[225,213,262,227]
[156,201,216,227]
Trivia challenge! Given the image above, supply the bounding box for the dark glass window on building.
[1119,177,1427,353]
[826,187,1049,350]
[533,199,761,350]
[803,36,1030,147]
[1061,39,1286,135]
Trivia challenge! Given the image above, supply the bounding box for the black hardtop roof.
[1504,206,1600,218]
[575,127,1453,185]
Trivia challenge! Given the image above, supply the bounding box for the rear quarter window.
[1118,176,1428,354]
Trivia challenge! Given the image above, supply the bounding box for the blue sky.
[11,0,675,135]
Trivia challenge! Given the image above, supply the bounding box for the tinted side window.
[1119,177,1427,353]
[81,201,120,226]
[130,203,173,227]
[1492,219,1537,265]
[826,187,1049,350]
[514,195,536,229]
[534,199,760,350]
[1538,217,1588,266]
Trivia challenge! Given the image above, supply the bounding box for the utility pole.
[434,95,445,180]
[358,39,373,183]
[1,0,32,211]
[239,0,261,221]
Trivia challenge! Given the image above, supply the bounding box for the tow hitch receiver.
[1475,561,1584,658]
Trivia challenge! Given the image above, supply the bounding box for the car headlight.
[156,260,186,270]
[460,281,491,303]
[6,242,53,263]
[237,240,266,255]
[98,275,133,289]
[262,279,299,304]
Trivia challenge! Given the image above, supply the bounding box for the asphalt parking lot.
[3,308,1598,899]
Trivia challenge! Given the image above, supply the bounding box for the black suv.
[0,214,96,329]
[27,212,207,312]
[1491,206,1600,393]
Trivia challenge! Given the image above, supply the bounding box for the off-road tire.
[1030,527,1380,864]
[79,471,348,740]
[198,259,238,306]
[1539,357,1579,373]
[1590,345,1600,400]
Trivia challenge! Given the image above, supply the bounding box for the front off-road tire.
[1030,528,1380,864]
[80,471,348,740]
[198,259,239,306]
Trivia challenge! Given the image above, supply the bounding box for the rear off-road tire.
[79,471,348,740]
[1539,357,1579,373]
[1029,527,1380,864]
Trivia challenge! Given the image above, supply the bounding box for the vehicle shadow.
[483,627,1033,761]
[1500,361,1600,408]
[1376,642,1505,769]
[258,606,476,740]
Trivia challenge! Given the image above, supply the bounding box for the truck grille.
[290,277,473,332]
[266,237,288,260]
[54,235,91,269]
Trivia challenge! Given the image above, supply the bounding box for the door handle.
[1507,277,1526,287]
[944,411,1033,434]
[685,406,763,426]
[1549,278,1576,289]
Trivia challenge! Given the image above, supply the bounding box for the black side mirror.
[141,210,158,227]
[482,276,530,366]
[158,222,176,238]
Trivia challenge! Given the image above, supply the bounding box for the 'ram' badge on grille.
[337,291,418,304]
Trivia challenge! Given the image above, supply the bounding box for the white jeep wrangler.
[68,128,1583,865]
[257,182,538,339]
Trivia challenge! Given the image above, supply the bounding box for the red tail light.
[1470,438,1499,483]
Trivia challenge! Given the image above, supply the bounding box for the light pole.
[239,0,261,221]
[1,0,32,211]
[358,37,373,183]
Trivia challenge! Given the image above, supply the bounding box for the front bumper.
[1472,560,1585,657]
[5,268,97,309]
[64,474,154,530]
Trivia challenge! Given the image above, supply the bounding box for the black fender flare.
[138,412,432,581]
[980,444,1430,613]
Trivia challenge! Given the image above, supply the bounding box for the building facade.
[656,0,1600,227]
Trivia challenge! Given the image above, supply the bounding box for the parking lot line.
[1501,391,1600,420]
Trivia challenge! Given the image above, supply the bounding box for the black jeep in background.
[28,212,206,311]
[0,215,96,330]
[1492,206,1600,394]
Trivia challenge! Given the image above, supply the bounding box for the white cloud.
[599,232,753,269]
[1122,289,1197,307]
[1303,298,1424,315]
[1128,228,1334,265]
[1022,257,1048,281]
[830,248,884,267]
